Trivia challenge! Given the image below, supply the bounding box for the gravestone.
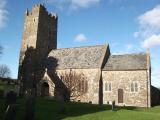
[4,104,17,120]
[4,91,17,120]
[112,101,115,111]
[5,91,17,109]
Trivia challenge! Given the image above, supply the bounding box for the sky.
[0,0,160,87]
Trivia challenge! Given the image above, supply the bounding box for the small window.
[109,83,111,91]
[131,83,134,92]
[135,83,138,92]
[105,82,112,92]
[78,80,88,93]
[130,82,139,92]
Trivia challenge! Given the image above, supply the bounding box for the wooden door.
[118,89,123,103]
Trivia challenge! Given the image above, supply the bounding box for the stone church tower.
[18,4,58,95]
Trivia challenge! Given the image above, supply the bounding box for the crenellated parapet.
[25,4,58,20]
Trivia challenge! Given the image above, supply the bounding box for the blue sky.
[0,0,160,87]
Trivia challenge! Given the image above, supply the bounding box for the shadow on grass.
[34,98,111,120]
[2,98,156,120]
[0,98,111,120]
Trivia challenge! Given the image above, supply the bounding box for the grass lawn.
[0,98,160,120]
[0,80,15,92]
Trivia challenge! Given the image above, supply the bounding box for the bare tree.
[59,69,88,101]
[0,64,11,78]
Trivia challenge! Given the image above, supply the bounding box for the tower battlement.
[25,4,57,19]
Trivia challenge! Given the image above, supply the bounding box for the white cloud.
[141,34,160,48]
[74,33,87,42]
[135,5,160,38]
[45,0,100,10]
[135,5,160,87]
[0,0,8,29]
[135,6,160,38]
[135,4,160,48]
[136,5,160,37]
[138,5,160,30]
[71,0,100,9]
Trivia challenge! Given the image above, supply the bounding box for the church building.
[18,4,159,108]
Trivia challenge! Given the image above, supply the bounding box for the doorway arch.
[41,82,49,97]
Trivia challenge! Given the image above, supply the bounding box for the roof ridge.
[111,52,147,56]
[51,44,108,51]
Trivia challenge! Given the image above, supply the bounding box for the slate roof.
[48,45,108,69]
[103,53,148,71]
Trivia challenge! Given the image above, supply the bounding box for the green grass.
[0,80,15,91]
[0,98,160,120]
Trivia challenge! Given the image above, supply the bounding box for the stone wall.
[56,69,101,104]
[41,69,101,104]
[102,70,151,107]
